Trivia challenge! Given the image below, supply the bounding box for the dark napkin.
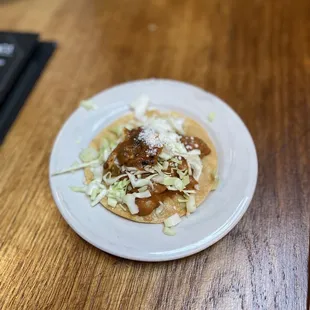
[0,32,57,143]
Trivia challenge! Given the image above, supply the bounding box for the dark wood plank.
[0,0,309,309]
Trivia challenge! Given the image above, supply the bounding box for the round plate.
[49,79,258,261]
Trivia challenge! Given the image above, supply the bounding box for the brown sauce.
[186,176,198,190]
[136,197,159,216]
[103,151,117,172]
[136,190,176,216]
[180,136,211,157]
[151,183,167,194]
[137,177,198,216]
[109,164,120,176]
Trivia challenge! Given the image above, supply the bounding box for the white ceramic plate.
[49,79,258,262]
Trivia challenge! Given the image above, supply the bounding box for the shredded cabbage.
[69,186,86,193]
[163,176,180,186]
[211,174,219,190]
[174,178,184,191]
[86,181,100,196]
[52,159,100,176]
[160,141,187,157]
[163,226,176,236]
[144,166,155,173]
[155,204,164,214]
[145,117,173,133]
[138,186,148,192]
[161,176,188,191]
[100,138,110,149]
[80,99,97,111]
[164,214,182,227]
[130,95,150,121]
[177,169,187,179]
[188,164,192,176]
[171,157,181,164]
[103,149,111,162]
[70,179,106,205]
[123,194,139,214]
[182,175,190,187]
[90,188,107,206]
[126,172,155,188]
[152,175,164,184]
[159,151,172,160]
[176,149,201,157]
[90,189,100,200]
[188,149,201,156]
[134,190,151,198]
[79,147,99,163]
[126,167,138,172]
[110,141,117,151]
[183,189,196,194]
[125,124,134,130]
[167,186,179,191]
[186,194,196,213]
[168,118,185,135]
[134,170,150,175]
[208,112,216,122]
[122,190,151,214]
[110,126,124,137]
[103,172,127,185]
[90,165,103,181]
[154,163,168,176]
[108,179,130,201]
[162,161,169,170]
[100,137,118,152]
[108,197,118,207]
[98,138,114,162]
[186,155,202,181]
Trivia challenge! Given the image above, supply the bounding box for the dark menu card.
[0,32,57,143]
[0,32,38,105]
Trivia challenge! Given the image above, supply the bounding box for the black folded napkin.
[0,31,57,143]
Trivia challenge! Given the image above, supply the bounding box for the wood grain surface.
[0,0,309,309]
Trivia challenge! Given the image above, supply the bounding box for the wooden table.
[0,0,309,309]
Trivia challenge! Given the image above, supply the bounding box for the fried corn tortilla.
[84,111,217,223]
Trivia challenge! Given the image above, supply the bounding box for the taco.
[83,97,218,224]
[52,95,218,232]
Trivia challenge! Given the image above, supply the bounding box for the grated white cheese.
[138,128,163,148]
